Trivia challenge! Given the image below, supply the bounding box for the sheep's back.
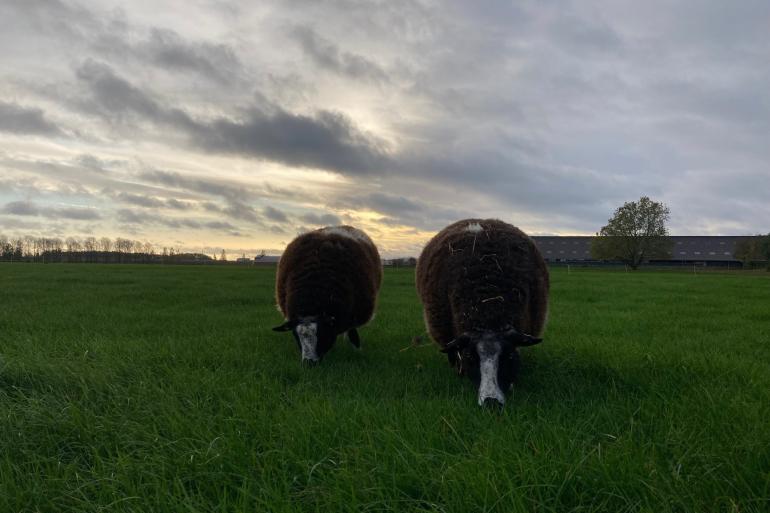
[275,227,382,327]
[417,219,549,337]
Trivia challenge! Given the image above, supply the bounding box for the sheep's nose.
[301,358,320,368]
[481,397,505,409]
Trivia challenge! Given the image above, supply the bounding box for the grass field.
[1,264,768,512]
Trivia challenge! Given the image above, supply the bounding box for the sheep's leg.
[347,328,361,348]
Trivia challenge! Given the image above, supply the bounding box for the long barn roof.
[531,235,759,262]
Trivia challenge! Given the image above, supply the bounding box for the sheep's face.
[443,327,541,407]
[272,315,337,365]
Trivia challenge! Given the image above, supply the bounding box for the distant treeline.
[0,235,218,264]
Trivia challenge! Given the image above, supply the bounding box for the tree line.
[0,235,216,264]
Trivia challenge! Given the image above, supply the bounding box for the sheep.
[415,218,549,406]
[273,225,382,365]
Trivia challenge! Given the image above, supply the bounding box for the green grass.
[0,264,768,512]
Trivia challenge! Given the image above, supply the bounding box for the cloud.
[292,26,389,83]
[263,206,289,223]
[142,28,243,84]
[299,212,342,226]
[0,102,64,136]
[191,108,391,175]
[115,192,166,208]
[76,59,164,121]
[1,201,40,216]
[165,198,194,210]
[74,153,120,171]
[204,221,238,231]
[365,192,423,214]
[55,207,101,220]
[75,61,390,175]
[1,200,100,220]
[3,0,770,249]
[117,208,240,233]
[138,169,248,201]
[117,208,201,229]
[223,201,261,223]
[4,0,243,86]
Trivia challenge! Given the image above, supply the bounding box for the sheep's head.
[442,326,541,407]
[272,314,337,365]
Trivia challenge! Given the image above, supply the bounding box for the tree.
[591,196,673,269]
[734,237,762,269]
[220,249,227,262]
[761,233,770,271]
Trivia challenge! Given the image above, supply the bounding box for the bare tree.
[100,237,113,252]
[65,237,82,253]
[83,237,97,252]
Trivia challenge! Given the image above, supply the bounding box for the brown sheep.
[416,219,549,406]
[273,226,382,364]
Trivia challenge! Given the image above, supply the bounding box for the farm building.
[532,235,763,267]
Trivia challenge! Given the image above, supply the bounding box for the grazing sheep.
[273,226,382,364]
[416,219,549,406]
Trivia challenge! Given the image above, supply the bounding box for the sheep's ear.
[347,328,361,348]
[502,327,542,346]
[441,334,471,353]
[272,320,296,332]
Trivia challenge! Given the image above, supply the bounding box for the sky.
[1,0,768,258]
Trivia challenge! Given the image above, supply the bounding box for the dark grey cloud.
[118,209,198,229]
[338,189,475,231]
[117,208,239,233]
[204,221,238,231]
[165,198,194,210]
[1,200,100,220]
[1,201,40,216]
[199,201,261,224]
[143,28,243,84]
[263,206,289,223]
[299,212,342,226]
[138,169,248,201]
[4,0,243,86]
[75,61,390,175]
[365,192,423,214]
[56,206,102,220]
[112,191,196,211]
[223,201,261,223]
[74,153,122,171]
[76,59,164,121]
[0,102,64,136]
[117,209,155,225]
[0,0,98,41]
[292,26,389,84]
[0,217,44,231]
[191,108,391,175]
[115,192,166,208]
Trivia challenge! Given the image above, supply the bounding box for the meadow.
[0,264,768,512]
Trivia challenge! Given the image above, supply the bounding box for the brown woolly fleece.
[275,226,382,331]
[416,219,549,348]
